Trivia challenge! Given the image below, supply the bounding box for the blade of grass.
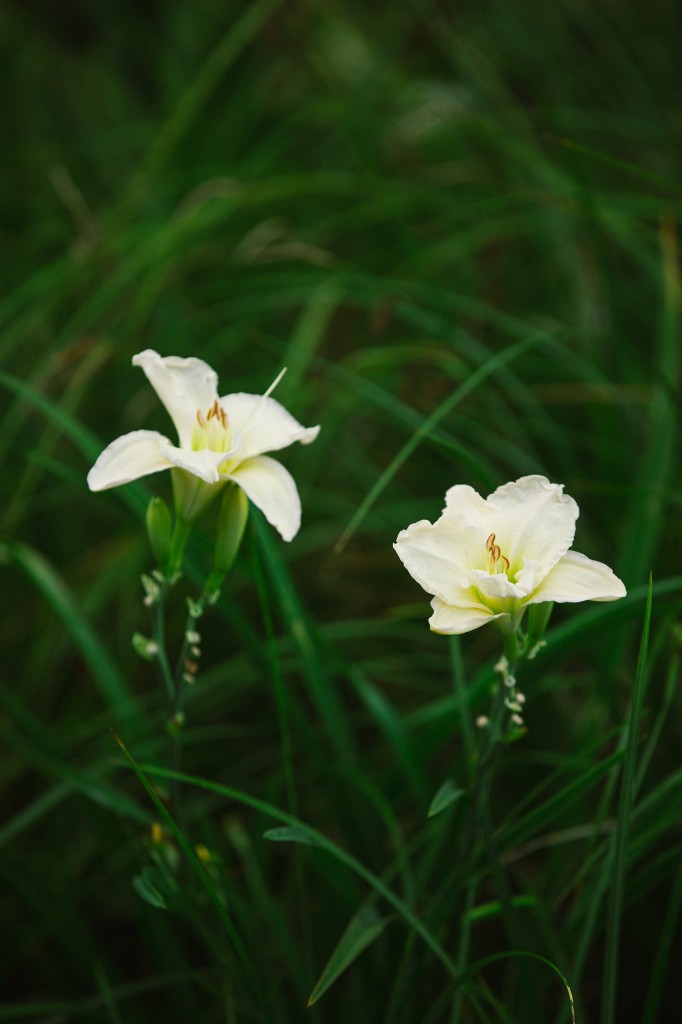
[334,331,549,552]
[618,216,680,588]
[251,513,357,764]
[129,0,286,193]
[307,904,394,1007]
[544,134,682,198]
[641,858,682,1024]
[465,950,575,1024]
[280,280,341,396]
[0,781,73,850]
[348,665,429,807]
[3,541,132,709]
[113,734,272,1022]
[500,750,624,854]
[130,760,459,982]
[0,368,150,522]
[601,574,653,1024]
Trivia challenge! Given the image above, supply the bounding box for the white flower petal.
[469,569,527,600]
[527,550,627,604]
[163,444,230,484]
[514,558,542,595]
[487,475,578,578]
[429,596,506,635]
[444,484,495,526]
[394,515,485,603]
[133,349,219,448]
[229,455,302,541]
[87,430,173,490]
[221,392,319,463]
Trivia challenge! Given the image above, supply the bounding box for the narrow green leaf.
[351,666,429,805]
[500,750,624,853]
[114,735,272,1021]
[0,366,101,463]
[130,761,458,980]
[641,859,682,1024]
[334,331,547,552]
[465,895,538,923]
[428,778,465,818]
[307,904,392,1006]
[602,575,654,1024]
[0,782,73,850]
[137,0,286,184]
[0,366,150,520]
[466,950,575,1024]
[4,541,131,709]
[545,133,682,196]
[281,280,340,394]
[263,826,317,847]
[251,514,356,763]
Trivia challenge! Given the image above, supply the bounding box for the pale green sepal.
[145,496,172,567]
[170,466,224,523]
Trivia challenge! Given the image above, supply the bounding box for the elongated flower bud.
[208,484,249,588]
[145,497,172,568]
[526,601,554,658]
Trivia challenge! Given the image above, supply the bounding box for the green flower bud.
[209,485,249,587]
[132,632,159,661]
[167,712,186,737]
[146,497,172,568]
[526,602,554,659]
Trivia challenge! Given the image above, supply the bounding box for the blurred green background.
[1,1,681,1021]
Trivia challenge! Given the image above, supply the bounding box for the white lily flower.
[87,350,319,541]
[394,475,626,635]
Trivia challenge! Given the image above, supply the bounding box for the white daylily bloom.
[394,475,626,635]
[87,350,319,540]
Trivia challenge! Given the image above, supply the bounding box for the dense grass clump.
[1,2,681,1021]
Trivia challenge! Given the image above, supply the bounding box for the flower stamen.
[486,532,510,575]
[205,399,228,428]
[192,400,231,453]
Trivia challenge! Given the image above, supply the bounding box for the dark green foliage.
[2,1,681,1021]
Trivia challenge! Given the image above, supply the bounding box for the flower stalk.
[142,575,215,832]
[452,642,521,1023]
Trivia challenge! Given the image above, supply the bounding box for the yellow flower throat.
[192,400,232,452]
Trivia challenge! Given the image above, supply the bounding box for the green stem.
[167,516,192,576]
[147,577,186,829]
[451,671,510,1023]
[149,581,174,704]
[147,569,212,835]
[166,588,214,833]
